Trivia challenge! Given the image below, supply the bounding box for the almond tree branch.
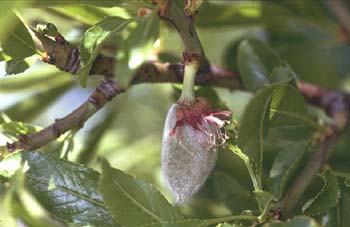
[1,78,122,157]
[274,83,349,217]
[0,20,243,157]
[325,0,350,42]
[276,130,339,217]
[158,0,211,82]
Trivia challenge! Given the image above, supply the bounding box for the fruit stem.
[178,60,199,105]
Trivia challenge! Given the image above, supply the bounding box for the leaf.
[302,172,340,215]
[269,140,309,199]
[266,21,348,89]
[0,152,119,227]
[0,51,11,62]
[78,16,132,87]
[326,186,350,227]
[0,121,40,142]
[254,190,275,213]
[30,0,122,7]
[116,11,160,88]
[270,84,308,127]
[0,12,36,59]
[140,219,206,227]
[6,167,66,227]
[0,152,23,178]
[52,5,114,25]
[212,171,256,213]
[216,224,244,227]
[0,1,28,33]
[238,85,276,182]
[262,216,320,227]
[237,38,294,92]
[5,58,30,75]
[99,159,183,227]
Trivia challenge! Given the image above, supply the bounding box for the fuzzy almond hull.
[161,103,218,203]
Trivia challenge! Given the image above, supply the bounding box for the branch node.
[97,78,122,100]
[64,47,80,74]
[52,125,62,138]
[88,96,101,107]
[42,51,56,64]
[6,142,17,153]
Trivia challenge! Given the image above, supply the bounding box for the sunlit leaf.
[0,152,119,227]
[52,5,115,25]
[6,168,66,227]
[0,51,11,62]
[78,16,132,87]
[116,10,159,88]
[0,12,36,59]
[216,224,245,227]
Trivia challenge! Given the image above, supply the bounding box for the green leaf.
[6,167,66,227]
[269,140,309,199]
[99,159,183,227]
[116,11,160,88]
[302,172,340,215]
[0,12,36,59]
[266,21,348,89]
[270,85,307,127]
[0,152,23,178]
[326,186,350,227]
[0,121,40,142]
[216,224,244,227]
[5,58,30,75]
[141,219,206,227]
[238,85,276,183]
[30,0,122,7]
[78,16,132,87]
[237,38,294,92]
[52,5,115,25]
[262,216,320,227]
[0,51,11,62]
[212,171,256,213]
[254,190,275,214]
[0,1,28,33]
[0,152,119,227]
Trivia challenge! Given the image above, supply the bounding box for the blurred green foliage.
[0,0,349,227]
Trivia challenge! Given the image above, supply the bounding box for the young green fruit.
[162,97,231,203]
